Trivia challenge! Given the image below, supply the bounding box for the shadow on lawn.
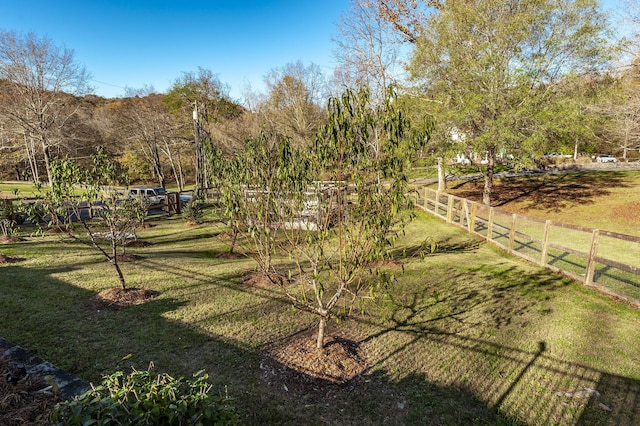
[341,263,640,425]
[3,258,639,424]
[451,171,630,212]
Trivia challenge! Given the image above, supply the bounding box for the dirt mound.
[261,331,368,400]
[0,254,25,264]
[0,236,24,244]
[84,287,159,310]
[124,240,152,248]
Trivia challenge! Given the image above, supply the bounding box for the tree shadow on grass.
[336,262,640,425]
[451,171,630,212]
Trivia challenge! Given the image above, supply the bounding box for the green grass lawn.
[2,209,640,424]
[447,170,640,237]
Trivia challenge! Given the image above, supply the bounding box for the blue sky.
[1,0,630,102]
[2,0,351,101]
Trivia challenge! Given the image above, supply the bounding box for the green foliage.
[407,0,619,203]
[208,129,312,272]
[280,86,430,346]
[0,199,19,236]
[31,147,139,288]
[50,367,236,426]
[120,148,153,183]
[182,199,204,224]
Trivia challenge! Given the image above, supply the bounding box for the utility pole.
[193,101,204,197]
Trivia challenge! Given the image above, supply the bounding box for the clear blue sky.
[1,0,351,101]
[1,0,629,102]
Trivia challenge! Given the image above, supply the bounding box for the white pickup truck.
[128,187,167,206]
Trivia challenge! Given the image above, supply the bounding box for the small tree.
[36,147,144,289]
[209,130,310,273]
[280,87,429,349]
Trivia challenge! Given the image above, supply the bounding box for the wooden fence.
[410,187,640,308]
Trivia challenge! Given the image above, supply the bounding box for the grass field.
[2,206,640,424]
[446,170,640,237]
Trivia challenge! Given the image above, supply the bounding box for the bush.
[182,200,204,224]
[50,367,236,425]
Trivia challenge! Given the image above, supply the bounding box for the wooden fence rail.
[411,187,640,308]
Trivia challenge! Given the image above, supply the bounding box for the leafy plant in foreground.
[50,367,236,426]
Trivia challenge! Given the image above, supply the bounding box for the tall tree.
[601,56,640,159]
[112,88,174,188]
[259,61,327,147]
[165,68,241,192]
[332,0,406,103]
[0,31,92,185]
[402,0,618,204]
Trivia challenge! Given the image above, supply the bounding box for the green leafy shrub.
[182,199,204,224]
[50,367,236,425]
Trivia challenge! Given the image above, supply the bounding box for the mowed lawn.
[447,170,640,237]
[1,208,640,424]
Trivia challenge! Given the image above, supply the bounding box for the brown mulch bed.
[124,240,152,248]
[0,254,25,264]
[241,271,290,288]
[0,236,24,244]
[261,330,368,400]
[114,253,142,262]
[83,287,159,310]
[0,355,60,426]
[216,251,245,259]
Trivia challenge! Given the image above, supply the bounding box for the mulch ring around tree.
[0,254,25,264]
[83,287,159,310]
[0,236,25,244]
[241,270,290,288]
[114,253,143,262]
[0,355,61,426]
[216,251,245,260]
[124,239,153,248]
[261,329,368,399]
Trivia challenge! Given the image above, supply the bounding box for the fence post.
[508,213,517,253]
[585,229,601,285]
[540,220,551,266]
[487,207,494,241]
[447,195,454,223]
[425,187,430,212]
[469,202,477,234]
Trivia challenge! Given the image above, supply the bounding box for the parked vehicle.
[128,187,167,206]
[595,154,617,163]
[543,152,572,159]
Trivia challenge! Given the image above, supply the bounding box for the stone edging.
[0,337,90,400]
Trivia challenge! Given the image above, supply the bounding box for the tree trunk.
[41,139,53,186]
[316,315,327,349]
[24,134,39,182]
[111,238,127,289]
[229,226,238,254]
[437,157,447,191]
[482,147,496,206]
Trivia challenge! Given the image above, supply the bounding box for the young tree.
[210,130,309,272]
[35,147,144,289]
[281,87,429,349]
[385,0,619,204]
[0,31,92,186]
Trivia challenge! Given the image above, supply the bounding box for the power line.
[90,79,127,89]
